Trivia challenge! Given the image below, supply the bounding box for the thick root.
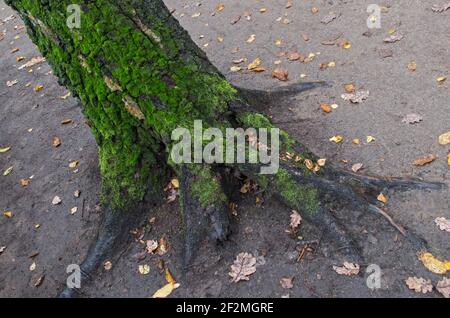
[177,165,230,268]
[58,206,151,298]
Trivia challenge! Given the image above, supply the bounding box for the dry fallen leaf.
[435,217,450,232]
[104,260,112,271]
[413,154,436,166]
[317,159,327,167]
[272,68,289,81]
[69,160,80,169]
[418,252,450,275]
[438,132,450,145]
[351,163,363,173]
[146,240,159,254]
[329,135,343,143]
[402,113,422,124]
[320,103,332,113]
[432,2,450,13]
[290,210,302,229]
[405,277,433,294]
[3,165,14,176]
[6,79,18,87]
[29,262,37,272]
[152,282,180,298]
[437,76,447,83]
[18,56,45,70]
[407,61,417,71]
[0,147,11,153]
[436,277,450,298]
[377,193,388,204]
[138,264,150,275]
[70,207,78,215]
[333,262,360,276]
[246,34,256,43]
[0,246,6,255]
[344,84,355,93]
[20,178,30,187]
[52,196,62,205]
[248,57,261,70]
[53,136,61,147]
[280,277,294,289]
[229,252,257,283]
[341,90,370,103]
[3,211,13,218]
[321,12,340,24]
[366,136,376,143]
[383,33,404,43]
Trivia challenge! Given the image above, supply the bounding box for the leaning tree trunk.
[8,0,444,297]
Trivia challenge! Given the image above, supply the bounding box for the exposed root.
[58,207,149,298]
[177,165,230,268]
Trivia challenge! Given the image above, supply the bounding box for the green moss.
[189,165,227,208]
[274,168,319,215]
[10,0,240,210]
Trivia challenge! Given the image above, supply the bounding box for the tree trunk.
[8,0,444,297]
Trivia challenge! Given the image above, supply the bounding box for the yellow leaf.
[152,282,180,298]
[407,61,417,71]
[247,58,261,70]
[377,193,388,204]
[171,178,179,189]
[329,135,343,143]
[138,264,150,275]
[165,268,176,284]
[437,76,447,83]
[418,252,450,275]
[0,147,11,153]
[352,139,360,145]
[366,136,376,143]
[3,166,13,176]
[342,41,352,49]
[3,211,13,218]
[317,159,327,167]
[34,85,43,92]
[438,132,450,145]
[69,160,79,169]
[447,154,450,166]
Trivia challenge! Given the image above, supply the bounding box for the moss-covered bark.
[8,0,241,210]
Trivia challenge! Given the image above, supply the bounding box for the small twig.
[368,204,406,236]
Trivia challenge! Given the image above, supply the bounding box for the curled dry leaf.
[0,147,11,153]
[18,56,45,70]
[418,252,450,275]
[402,113,422,124]
[321,12,340,24]
[383,33,404,43]
[438,132,450,145]
[272,68,289,81]
[341,90,370,103]
[405,277,433,294]
[229,252,257,283]
[320,103,332,113]
[3,166,13,176]
[52,136,61,147]
[20,178,30,187]
[432,2,450,13]
[436,277,450,298]
[413,154,436,166]
[248,57,261,70]
[104,260,113,271]
[7,80,18,87]
[280,277,294,289]
[435,217,450,232]
[351,163,363,173]
[0,246,6,255]
[52,196,62,205]
[333,262,360,276]
[329,135,343,143]
[377,193,388,204]
[290,210,302,229]
[138,264,150,275]
[146,240,159,254]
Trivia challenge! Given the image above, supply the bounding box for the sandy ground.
[0,0,449,298]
